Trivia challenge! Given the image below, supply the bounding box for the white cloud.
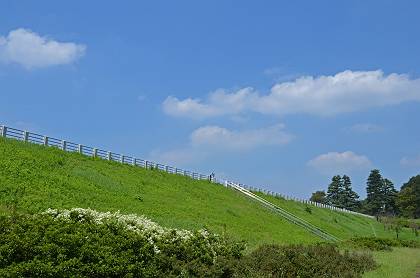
[162,87,257,119]
[148,148,205,166]
[0,28,86,69]
[163,70,420,118]
[400,155,420,167]
[191,124,293,151]
[163,96,221,118]
[343,123,383,133]
[149,124,293,165]
[308,151,372,175]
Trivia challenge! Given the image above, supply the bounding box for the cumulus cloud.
[0,28,86,69]
[148,148,204,166]
[308,151,372,175]
[163,88,257,119]
[163,70,420,118]
[400,155,420,167]
[191,124,293,151]
[343,123,384,133]
[149,124,293,165]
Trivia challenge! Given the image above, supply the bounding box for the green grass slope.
[255,193,419,241]
[0,137,318,247]
[0,137,416,247]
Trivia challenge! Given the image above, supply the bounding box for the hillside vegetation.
[0,137,417,247]
[255,193,418,241]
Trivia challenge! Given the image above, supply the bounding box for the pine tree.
[366,169,384,216]
[326,175,343,207]
[382,178,398,215]
[342,175,359,211]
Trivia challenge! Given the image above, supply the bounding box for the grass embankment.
[0,137,319,247]
[256,193,419,241]
[1,137,420,277]
[1,137,417,246]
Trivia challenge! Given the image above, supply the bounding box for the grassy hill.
[0,137,417,248]
[254,193,417,241]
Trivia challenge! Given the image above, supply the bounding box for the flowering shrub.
[42,208,195,255]
[0,208,245,277]
[0,208,380,277]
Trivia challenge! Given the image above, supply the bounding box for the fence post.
[78,144,83,154]
[93,148,98,158]
[23,131,29,142]
[44,136,49,146]
[62,140,67,151]
[1,125,6,137]
[132,158,136,166]
[121,155,124,164]
[107,152,111,161]
[165,165,169,172]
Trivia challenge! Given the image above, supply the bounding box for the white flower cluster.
[42,208,216,256]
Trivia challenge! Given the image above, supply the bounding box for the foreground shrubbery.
[0,208,377,277]
[234,244,376,278]
[0,208,244,277]
[347,236,420,251]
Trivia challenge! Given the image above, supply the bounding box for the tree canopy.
[325,175,359,210]
[310,191,326,204]
[365,169,398,216]
[397,175,420,219]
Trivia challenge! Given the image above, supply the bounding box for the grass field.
[364,248,420,278]
[1,137,419,277]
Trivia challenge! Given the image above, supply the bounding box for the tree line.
[310,170,420,218]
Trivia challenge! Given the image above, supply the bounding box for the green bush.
[0,209,245,277]
[0,208,381,277]
[347,236,420,251]
[233,244,377,278]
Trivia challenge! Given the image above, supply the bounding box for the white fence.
[236,183,374,219]
[0,124,373,219]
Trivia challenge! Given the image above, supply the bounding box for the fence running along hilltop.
[0,124,374,224]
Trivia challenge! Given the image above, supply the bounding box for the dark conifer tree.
[326,175,343,207]
[342,175,360,211]
[366,169,384,216]
[382,178,398,215]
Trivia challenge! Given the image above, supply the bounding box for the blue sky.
[1,1,420,198]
